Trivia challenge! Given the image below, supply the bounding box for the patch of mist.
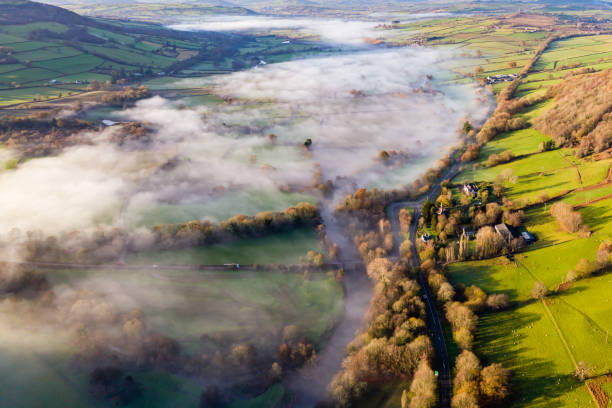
[0,46,492,239]
[170,16,383,46]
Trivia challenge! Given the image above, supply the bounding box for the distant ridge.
[0,0,92,25]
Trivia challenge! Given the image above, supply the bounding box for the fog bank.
[171,16,383,46]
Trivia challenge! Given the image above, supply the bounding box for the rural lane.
[389,203,451,408]
[387,162,462,408]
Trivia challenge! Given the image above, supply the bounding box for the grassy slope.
[446,27,612,407]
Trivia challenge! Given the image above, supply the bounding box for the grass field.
[33,54,104,75]
[126,190,318,228]
[454,124,610,206]
[394,16,545,88]
[1,260,338,408]
[442,22,612,406]
[476,302,594,407]
[0,86,68,106]
[448,166,612,406]
[127,228,324,265]
[47,265,343,351]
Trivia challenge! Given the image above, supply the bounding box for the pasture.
[126,190,318,228]
[127,228,325,265]
[475,302,594,407]
[0,86,67,106]
[446,26,612,407]
[46,266,344,353]
[0,261,334,408]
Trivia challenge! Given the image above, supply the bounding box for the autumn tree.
[399,208,412,234]
[550,202,587,234]
[531,281,548,300]
[454,350,481,400]
[486,293,510,310]
[480,363,511,404]
[408,359,438,408]
[400,239,414,260]
[475,226,507,259]
[200,385,223,408]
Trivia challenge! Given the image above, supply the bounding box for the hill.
[0,0,91,25]
[0,0,243,107]
[534,69,612,154]
[50,2,258,24]
[0,0,326,109]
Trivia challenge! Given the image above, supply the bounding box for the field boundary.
[586,379,610,408]
[516,260,578,368]
[541,298,578,369]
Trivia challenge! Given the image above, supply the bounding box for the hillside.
[0,0,327,109]
[55,2,258,24]
[0,0,245,107]
[534,69,612,154]
[0,0,92,25]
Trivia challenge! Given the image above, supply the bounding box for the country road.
[0,259,364,272]
[387,162,461,408]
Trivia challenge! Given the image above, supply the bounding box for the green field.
[454,125,610,206]
[443,23,612,406]
[0,86,68,106]
[475,302,594,407]
[128,228,324,265]
[33,54,104,75]
[47,266,343,352]
[1,260,342,408]
[395,16,544,84]
[126,190,318,228]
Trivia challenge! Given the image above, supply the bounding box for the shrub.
[531,281,548,300]
[461,144,481,162]
[538,139,555,152]
[565,269,578,283]
[464,285,487,312]
[575,258,595,278]
[574,361,593,381]
[480,363,511,403]
[550,202,586,234]
[486,293,510,310]
[596,241,612,267]
[487,150,514,167]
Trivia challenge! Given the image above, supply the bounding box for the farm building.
[463,183,478,197]
[486,74,518,84]
[420,233,432,243]
[462,227,476,240]
[495,223,516,243]
[521,231,537,244]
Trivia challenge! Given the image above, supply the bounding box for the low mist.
[0,18,494,407]
[171,16,383,46]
